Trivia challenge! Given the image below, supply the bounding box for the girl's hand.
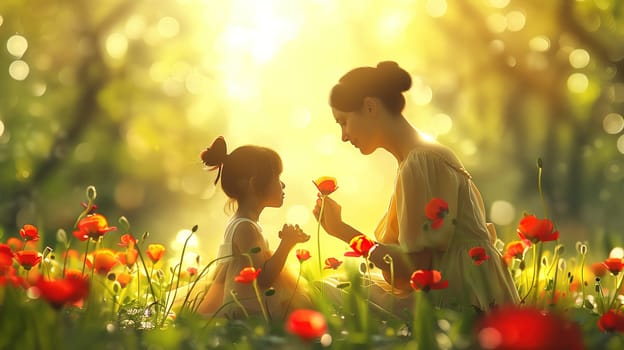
[279,224,310,247]
[312,195,344,238]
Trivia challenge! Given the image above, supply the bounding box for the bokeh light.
[7,34,28,58]
[602,113,624,134]
[9,60,29,80]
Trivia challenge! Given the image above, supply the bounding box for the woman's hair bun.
[376,61,411,93]
[200,136,228,167]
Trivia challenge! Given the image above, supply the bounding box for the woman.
[313,61,519,312]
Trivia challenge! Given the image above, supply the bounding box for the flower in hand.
[313,176,338,196]
[344,234,376,258]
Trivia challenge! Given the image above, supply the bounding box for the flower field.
[2,183,624,350]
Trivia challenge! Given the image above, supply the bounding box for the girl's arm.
[232,222,309,289]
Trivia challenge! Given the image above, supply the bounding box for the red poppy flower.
[476,305,584,350]
[6,237,24,252]
[14,250,42,270]
[598,309,624,333]
[118,233,138,247]
[324,257,343,270]
[19,224,39,242]
[590,262,608,278]
[86,249,119,275]
[344,234,376,258]
[187,267,198,278]
[234,266,261,284]
[0,245,15,274]
[424,198,449,230]
[602,257,624,276]
[146,244,166,263]
[409,269,448,292]
[312,176,338,196]
[0,266,25,288]
[285,309,328,341]
[296,249,311,262]
[469,246,490,265]
[72,214,117,242]
[502,240,528,267]
[116,272,133,288]
[516,214,559,243]
[35,274,90,309]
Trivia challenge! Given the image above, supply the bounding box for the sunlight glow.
[410,77,433,106]
[609,247,624,259]
[9,60,29,80]
[617,135,624,154]
[158,16,180,38]
[486,13,507,33]
[0,120,4,137]
[125,15,147,39]
[603,113,624,134]
[286,205,312,227]
[490,200,516,226]
[569,49,590,69]
[7,34,28,58]
[506,11,526,32]
[425,0,447,18]
[105,33,128,59]
[488,0,510,8]
[529,36,550,52]
[567,73,589,93]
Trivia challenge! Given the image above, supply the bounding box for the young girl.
[195,136,313,320]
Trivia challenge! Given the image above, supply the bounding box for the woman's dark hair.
[201,137,282,201]
[329,61,412,114]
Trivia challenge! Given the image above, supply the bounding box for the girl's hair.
[201,136,282,201]
[329,61,412,114]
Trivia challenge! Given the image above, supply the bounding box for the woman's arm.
[368,243,432,283]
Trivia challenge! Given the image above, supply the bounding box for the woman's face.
[332,107,377,155]
[263,173,285,208]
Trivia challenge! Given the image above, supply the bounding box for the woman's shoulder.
[407,141,471,178]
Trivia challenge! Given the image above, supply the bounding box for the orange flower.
[591,262,609,278]
[19,224,40,242]
[312,176,338,196]
[409,269,448,292]
[146,244,166,263]
[72,214,117,242]
[6,237,23,252]
[296,249,311,262]
[14,250,42,270]
[424,198,449,230]
[117,248,138,268]
[234,266,261,284]
[598,309,624,333]
[35,274,89,309]
[118,233,138,247]
[324,257,343,270]
[516,214,559,243]
[116,272,133,288]
[344,234,376,258]
[469,246,490,265]
[502,240,528,267]
[87,249,119,275]
[603,258,624,276]
[285,309,328,341]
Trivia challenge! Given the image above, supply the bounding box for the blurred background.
[1,0,623,266]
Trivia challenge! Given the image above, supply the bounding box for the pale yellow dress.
[368,141,520,311]
[202,217,313,320]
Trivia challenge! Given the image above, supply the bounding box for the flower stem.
[609,273,624,310]
[284,262,302,319]
[230,290,249,319]
[252,279,269,322]
[317,196,326,277]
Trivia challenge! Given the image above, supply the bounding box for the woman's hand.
[312,195,345,238]
[278,224,310,248]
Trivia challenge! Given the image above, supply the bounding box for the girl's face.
[262,173,285,208]
[332,107,378,155]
